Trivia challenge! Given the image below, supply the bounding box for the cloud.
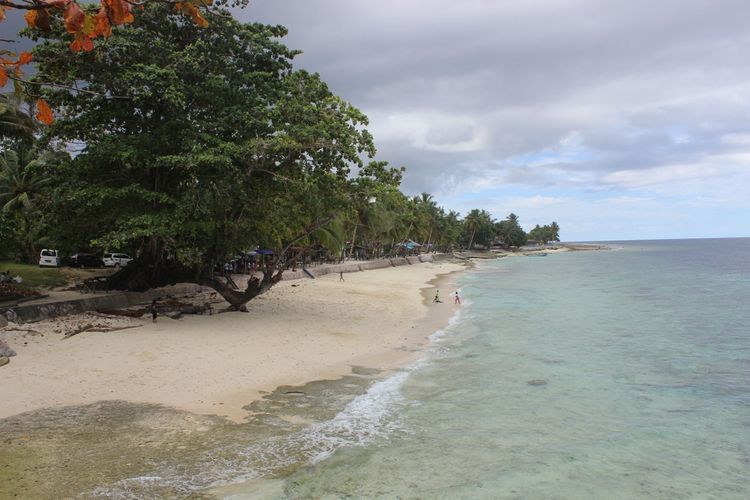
[4,0,749,238]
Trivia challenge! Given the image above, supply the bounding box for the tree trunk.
[201,268,285,311]
[349,224,358,261]
[468,227,476,250]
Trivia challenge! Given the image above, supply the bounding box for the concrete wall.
[3,284,203,324]
[358,260,392,271]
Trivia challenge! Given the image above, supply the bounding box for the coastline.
[0,260,466,423]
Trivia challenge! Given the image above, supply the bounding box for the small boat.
[524,252,548,257]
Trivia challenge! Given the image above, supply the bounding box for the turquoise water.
[227,239,750,499]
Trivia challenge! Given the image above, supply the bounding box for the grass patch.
[0,262,69,288]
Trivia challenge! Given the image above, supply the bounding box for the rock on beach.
[0,340,16,357]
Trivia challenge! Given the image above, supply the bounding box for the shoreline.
[0,260,467,423]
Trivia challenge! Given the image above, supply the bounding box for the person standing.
[454,291,461,304]
[433,290,441,303]
[339,271,345,282]
[150,300,158,323]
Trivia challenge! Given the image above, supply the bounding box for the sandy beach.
[0,261,465,422]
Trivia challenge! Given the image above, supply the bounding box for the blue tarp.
[395,240,421,250]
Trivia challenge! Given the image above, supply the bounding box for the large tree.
[28,5,388,309]
[495,213,528,248]
[462,208,494,249]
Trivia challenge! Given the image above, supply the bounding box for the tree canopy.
[1,4,563,309]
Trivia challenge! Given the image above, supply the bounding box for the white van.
[39,249,60,267]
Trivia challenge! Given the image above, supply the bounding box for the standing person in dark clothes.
[151,300,158,323]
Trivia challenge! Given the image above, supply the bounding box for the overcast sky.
[240,0,750,241]
[4,1,749,240]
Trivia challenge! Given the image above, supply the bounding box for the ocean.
[218,238,750,499]
[7,239,748,498]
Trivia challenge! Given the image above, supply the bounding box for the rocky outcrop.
[0,340,16,357]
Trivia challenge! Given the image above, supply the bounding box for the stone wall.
[2,284,203,324]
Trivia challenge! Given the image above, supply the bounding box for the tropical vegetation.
[0,5,561,309]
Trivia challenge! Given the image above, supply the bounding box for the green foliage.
[528,221,561,244]
[0,144,65,263]
[462,209,495,249]
[495,213,528,248]
[4,5,562,305]
[28,5,375,279]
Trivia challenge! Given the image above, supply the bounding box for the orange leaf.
[69,33,94,53]
[24,8,52,32]
[0,66,7,87]
[0,6,8,23]
[179,3,208,28]
[35,99,54,125]
[94,8,112,37]
[24,9,38,28]
[16,52,33,66]
[105,0,134,26]
[63,3,85,33]
[80,36,94,52]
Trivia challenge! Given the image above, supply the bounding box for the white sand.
[0,261,465,422]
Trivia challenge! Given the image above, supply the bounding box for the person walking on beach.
[339,271,345,282]
[454,291,461,305]
[150,300,158,323]
[433,289,442,303]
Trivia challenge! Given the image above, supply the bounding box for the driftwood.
[3,327,40,334]
[87,325,141,333]
[63,323,142,339]
[63,323,93,339]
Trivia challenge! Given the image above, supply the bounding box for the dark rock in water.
[0,356,9,367]
[527,379,548,386]
[0,339,16,357]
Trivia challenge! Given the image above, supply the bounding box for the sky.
[3,1,750,241]
[240,0,750,241]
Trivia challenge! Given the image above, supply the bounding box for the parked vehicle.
[102,253,133,268]
[68,253,103,268]
[39,249,60,267]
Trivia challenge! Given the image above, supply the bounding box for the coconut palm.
[0,146,58,262]
[0,148,52,212]
[0,94,36,143]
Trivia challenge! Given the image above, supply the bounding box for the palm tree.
[464,209,483,250]
[0,146,55,262]
[550,221,560,242]
[0,148,52,211]
[0,94,36,143]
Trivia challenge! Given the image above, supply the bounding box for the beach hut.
[394,239,422,256]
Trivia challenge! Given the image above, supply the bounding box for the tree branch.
[8,74,131,100]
